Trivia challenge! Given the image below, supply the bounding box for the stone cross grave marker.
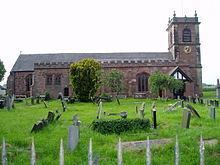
[181,108,191,128]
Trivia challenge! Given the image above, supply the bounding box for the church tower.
[167,11,202,96]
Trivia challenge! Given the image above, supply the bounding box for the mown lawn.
[0,98,219,165]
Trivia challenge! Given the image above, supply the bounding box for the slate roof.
[11,52,173,72]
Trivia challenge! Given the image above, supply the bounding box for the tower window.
[137,73,148,92]
[182,28,191,42]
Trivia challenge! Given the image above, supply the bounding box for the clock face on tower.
[184,46,191,54]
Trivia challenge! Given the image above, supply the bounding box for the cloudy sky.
[0,0,219,85]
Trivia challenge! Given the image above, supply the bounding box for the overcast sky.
[0,0,219,85]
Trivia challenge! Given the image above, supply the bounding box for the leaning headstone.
[209,106,216,120]
[30,137,36,165]
[174,135,179,165]
[200,135,205,165]
[185,104,200,118]
[117,138,123,165]
[47,111,55,123]
[216,78,220,98]
[43,100,48,108]
[146,136,151,165]
[88,138,93,165]
[181,109,191,128]
[2,138,7,165]
[58,92,67,112]
[59,138,64,165]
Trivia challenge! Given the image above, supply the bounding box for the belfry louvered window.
[182,28,191,42]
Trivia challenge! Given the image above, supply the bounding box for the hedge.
[90,118,150,135]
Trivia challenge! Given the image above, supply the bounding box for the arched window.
[182,28,191,42]
[137,73,148,92]
[26,74,33,91]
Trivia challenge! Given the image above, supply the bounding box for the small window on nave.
[46,75,53,85]
[137,73,148,92]
[54,75,61,85]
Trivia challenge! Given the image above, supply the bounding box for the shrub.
[90,118,150,135]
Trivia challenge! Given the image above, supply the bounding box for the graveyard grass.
[0,92,220,164]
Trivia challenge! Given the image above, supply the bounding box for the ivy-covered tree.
[149,71,183,97]
[0,59,6,82]
[70,58,101,102]
[105,69,123,105]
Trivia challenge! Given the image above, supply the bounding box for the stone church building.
[7,12,202,98]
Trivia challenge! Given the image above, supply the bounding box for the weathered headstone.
[146,136,151,165]
[209,106,216,120]
[59,138,64,165]
[58,92,67,112]
[43,100,48,108]
[47,111,55,123]
[30,137,36,165]
[181,109,191,128]
[216,78,220,98]
[36,96,40,104]
[200,135,205,165]
[6,95,14,110]
[174,135,179,165]
[185,104,200,118]
[152,108,157,129]
[2,138,7,165]
[88,138,93,165]
[68,115,80,151]
[96,100,103,119]
[117,138,123,165]
[139,102,145,119]
[188,96,192,103]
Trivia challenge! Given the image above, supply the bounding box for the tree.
[105,69,123,105]
[0,59,6,82]
[70,58,101,102]
[149,71,184,98]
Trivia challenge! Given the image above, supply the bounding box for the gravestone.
[138,102,145,119]
[214,100,219,107]
[185,104,200,118]
[117,138,123,165]
[188,96,192,103]
[36,96,40,104]
[59,92,67,112]
[181,109,191,128]
[31,96,35,105]
[209,106,216,120]
[96,100,103,119]
[0,99,5,109]
[43,100,48,108]
[47,111,55,123]
[6,94,14,110]
[2,138,7,165]
[216,79,220,98]
[88,138,93,165]
[152,108,157,129]
[31,137,36,165]
[68,115,80,151]
[59,138,64,165]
